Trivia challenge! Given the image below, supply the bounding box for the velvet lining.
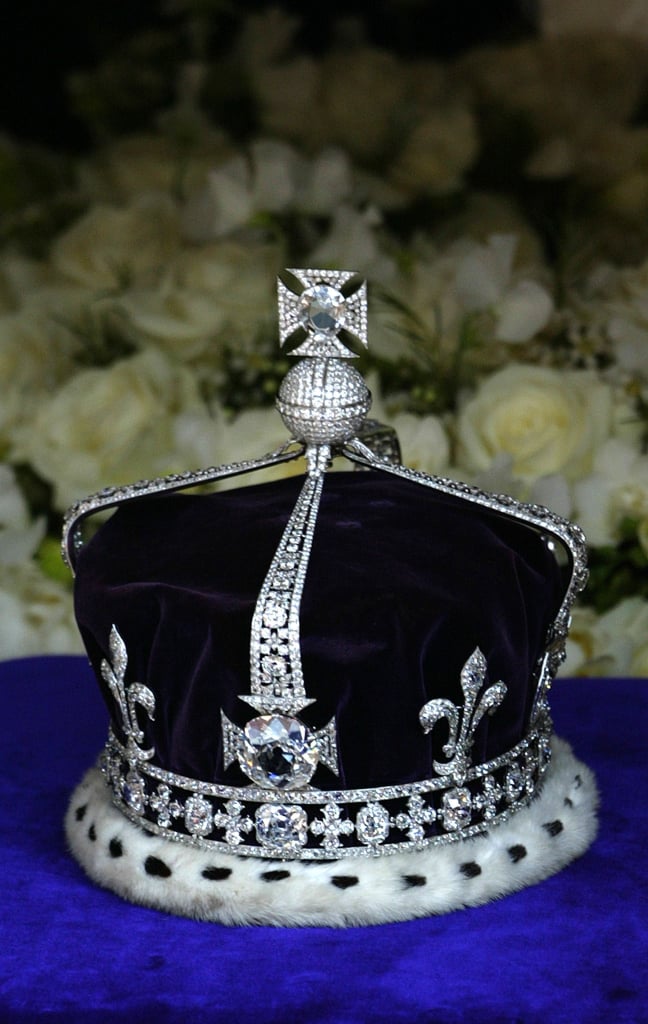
[74,471,564,790]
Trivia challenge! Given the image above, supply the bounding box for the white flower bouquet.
[1,4,648,674]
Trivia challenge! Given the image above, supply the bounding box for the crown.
[62,270,598,926]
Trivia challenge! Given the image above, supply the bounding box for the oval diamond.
[298,284,345,336]
[184,794,214,837]
[122,770,145,813]
[442,787,472,831]
[356,803,390,846]
[255,804,308,856]
[505,766,525,802]
[240,715,320,790]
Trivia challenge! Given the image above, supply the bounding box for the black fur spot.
[543,819,564,837]
[202,866,232,881]
[507,844,527,863]
[460,861,482,878]
[109,837,123,858]
[261,870,291,882]
[75,804,87,822]
[87,824,96,842]
[402,874,427,888]
[331,875,359,889]
[564,797,574,808]
[144,856,172,878]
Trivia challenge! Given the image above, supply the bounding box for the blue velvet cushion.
[74,470,564,791]
[0,659,645,1023]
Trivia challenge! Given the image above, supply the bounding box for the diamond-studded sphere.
[277,358,371,445]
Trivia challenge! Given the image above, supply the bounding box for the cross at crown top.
[277,269,368,359]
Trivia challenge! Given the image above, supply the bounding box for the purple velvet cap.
[74,470,564,792]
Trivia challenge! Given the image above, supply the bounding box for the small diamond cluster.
[247,471,324,715]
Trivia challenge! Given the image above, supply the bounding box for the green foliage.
[372,288,482,414]
[584,518,648,613]
[36,536,71,586]
[65,306,140,369]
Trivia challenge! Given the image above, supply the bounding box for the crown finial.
[275,269,372,447]
[277,269,368,359]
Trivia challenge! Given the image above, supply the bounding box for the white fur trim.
[65,736,598,927]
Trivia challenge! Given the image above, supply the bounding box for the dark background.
[0,0,538,150]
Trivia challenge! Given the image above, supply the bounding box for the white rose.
[51,196,181,290]
[295,147,353,216]
[0,310,76,448]
[457,364,612,481]
[14,349,204,509]
[595,598,648,677]
[389,412,450,475]
[308,205,396,283]
[181,141,354,241]
[0,464,45,567]
[573,438,648,545]
[182,156,254,240]
[79,133,232,202]
[172,240,278,352]
[454,235,553,343]
[559,605,603,676]
[0,254,59,313]
[213,407,304,490]
[0,563,82,660]
[118,285,227,363]
[388,105,478,196]
[559,597,648,678]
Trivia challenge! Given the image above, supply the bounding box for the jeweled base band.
[66,736,598,927]
[100,716,553,860]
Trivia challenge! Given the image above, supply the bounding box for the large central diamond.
[240,714,320,790]
[298,284,345,337]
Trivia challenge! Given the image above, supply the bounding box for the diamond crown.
[63,269,588,861]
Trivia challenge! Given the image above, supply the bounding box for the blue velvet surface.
[1,657,646,1024]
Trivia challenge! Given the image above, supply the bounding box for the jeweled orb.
[298,284,345,336]
[277,358,371,445]
[240,714,320,790]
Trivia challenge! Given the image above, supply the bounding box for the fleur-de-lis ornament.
[419,648,507,785]
[101,624,156,763]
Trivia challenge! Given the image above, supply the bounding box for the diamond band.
[102,717,551,860]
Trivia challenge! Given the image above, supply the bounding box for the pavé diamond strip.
[245,464,326,716]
